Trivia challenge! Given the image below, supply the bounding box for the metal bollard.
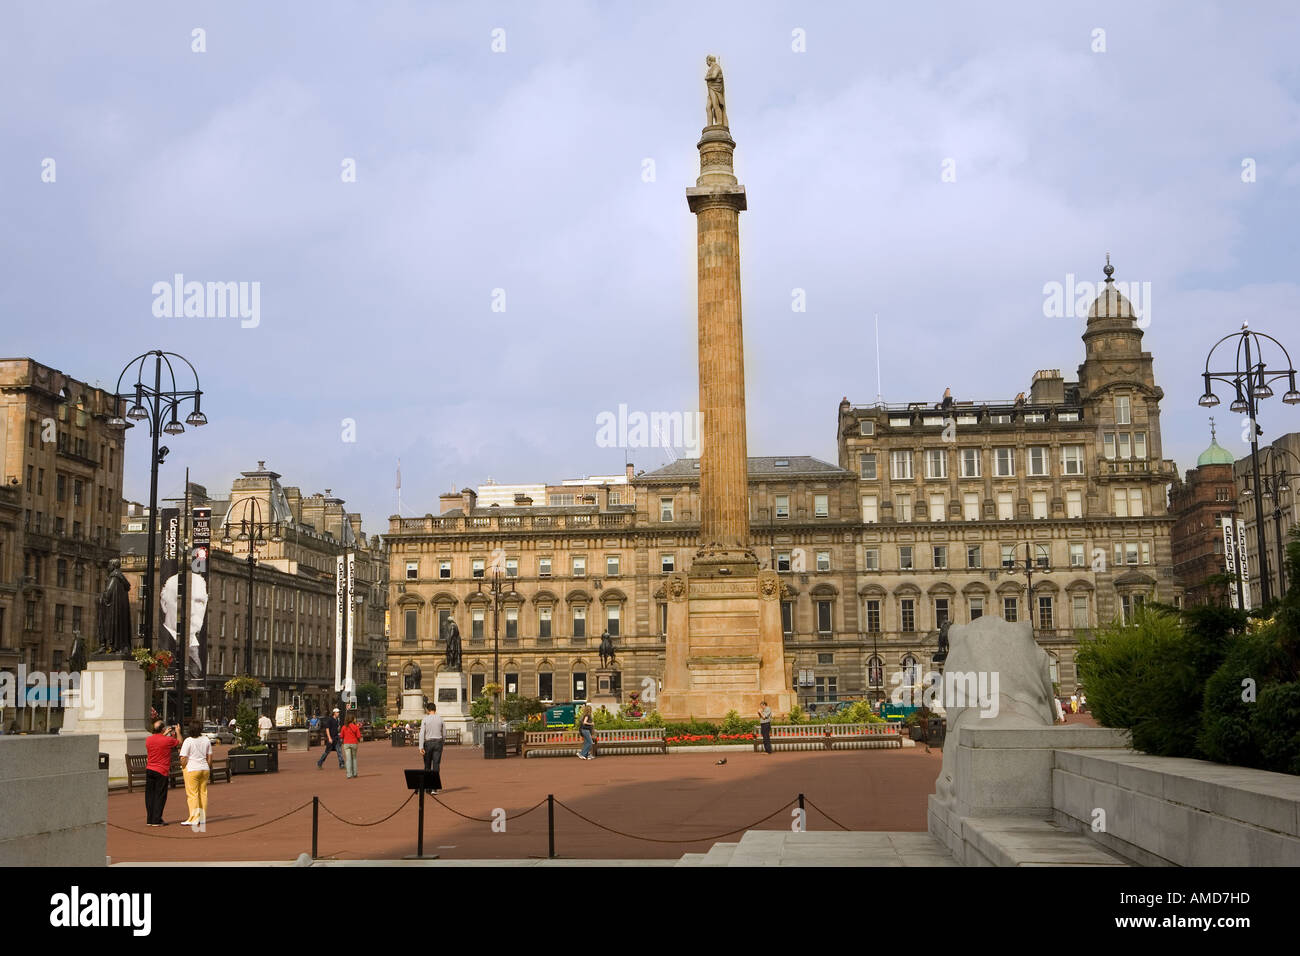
[547,794,555,859]
[312,796,319,859]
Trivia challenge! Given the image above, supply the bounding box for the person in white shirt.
[417,702,445,794]
[179,720,214,827]
[258,713,273,741]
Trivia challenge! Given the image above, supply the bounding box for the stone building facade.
[0,358,126,729]
[1169,426,1239,606]
[836,263,1178,697]
[385,457,864,715]
[1232,431,1300,607]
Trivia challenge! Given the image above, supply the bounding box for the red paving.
[107,741,944,862]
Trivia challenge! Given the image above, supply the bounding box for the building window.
[1032,491,1048,519]
[538,672,553,700]
[868,655,883,687]
[775,495,790,519]
[891,451,913,480]
[1066,490,1083,519]
[997,492,1014,520]
[814,676,838,703]
[963,492,979,521]
[404,609,417,643]
[859,453,878,480]
[970,596,984,620]
[1129,488,1143,517]
[899,546,914,570]
[1069,543,1085,567]
[1118,433,1132,459]
[1028,446,1048,476]
[660,497,674,521]
[472,558,485,579]
[994,447,1015,477]
[539,606,552,638]
[967,545,982,569]
[658,602,668,636]
[1038,595,1054,629]
[932,545,947,569]
[1072,594,1089,628]
[1116,395,1131,425]
[573,606,586,638]
[814,494,829,518]
[1103,432,1116,459]
[863,547,879,571]
[960,448,981,478]
[606,555,620,577]
[901,655,918,687]
[860,421,875,436]
[506,558,518,577]
[895,494,912,522]
[505,672,519,695]
[1134,432,1147,459]
[925,449,947,479]
[776,551,791,572]
[606,605,621,637]
[1141,542,1151,565]
[54,604,65,633]
[57,559,67,588]
[661,553,675,573]
[864,600,881,632]
[861,495,878,524]
[406,561,418,581]
[900,599,915,632]
[1035,543,1050,570]
[572,556,586,577]
[1062,445,1084,475]
[929,492,945,522]
[538,557,552,578]
[505,607,518,640]
[781,600,794,634]
[935,598,950,627]
[1003,596,1018,622]
[816,550,831,572]
[472,608,485,640]
[816,601,832,634]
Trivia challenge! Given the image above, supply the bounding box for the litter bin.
[391,728,406,748]
[98,752,109,771]
[483,730,506,759]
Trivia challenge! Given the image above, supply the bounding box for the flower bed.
[666,732,757,746]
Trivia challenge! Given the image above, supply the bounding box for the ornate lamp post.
[475,568,519,688]
[106,351,208,651]
[1199,324,1300,605]
[1011,542,1049,636]
[1241,444,1300,598]
[221,499,282,677]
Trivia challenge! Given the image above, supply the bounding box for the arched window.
[867,656,883,688]
[901,655,918,688]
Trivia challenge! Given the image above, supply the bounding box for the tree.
[356,682,384,719]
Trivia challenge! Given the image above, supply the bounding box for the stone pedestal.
[399,689,426,721]
[0,735,107,866]
[433,671,473,742]
[660,565,793,721]
[590,669,620,712]
[65,659,150,782]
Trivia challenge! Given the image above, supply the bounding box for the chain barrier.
[317,792,415,827]
[800,796,852,831]
[106,799,314,839]
[428,794,549,823]
[552,796,796,844]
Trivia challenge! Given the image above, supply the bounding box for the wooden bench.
[266,728,289,750]
[523,727,667,757]
[752,722,903,752]
[126,753,232,792]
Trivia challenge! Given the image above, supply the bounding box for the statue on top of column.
[705,55,728,128]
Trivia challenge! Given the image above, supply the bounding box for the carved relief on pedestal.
[667,573,689,602]
[758,570,781,601]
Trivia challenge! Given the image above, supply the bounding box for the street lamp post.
[107,351,207,725]
[1199,324,1300,606]
[1241,445,1300,599]
[1013,542,1048,636]
[476,569,517,687]
[221,499,282,678]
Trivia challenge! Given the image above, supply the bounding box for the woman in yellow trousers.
[179,720,213,827]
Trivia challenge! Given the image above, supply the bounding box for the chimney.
[1029,369,1065,405]
[514,493,533,507]
[625,462,635,483]
[461,487,477,513]
[439,491,461,515]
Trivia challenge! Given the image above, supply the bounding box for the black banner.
[157,508,180,664]
[190,507,211,681]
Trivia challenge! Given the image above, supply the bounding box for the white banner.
[1222,518,1238,609]
[335,554,345,692]
[345,551,356,694]
[1237,519,1252,611]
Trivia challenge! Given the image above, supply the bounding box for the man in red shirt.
[144,720,181,826]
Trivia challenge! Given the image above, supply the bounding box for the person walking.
[179,720,213,827]
[144,719,181,826]
[258,712,273,742]
[417,702,444,793]
[316,707,346,769]
[577,704,596,759]
[340,710,362,779]
[757,701,773,754]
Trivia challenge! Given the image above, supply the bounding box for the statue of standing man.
[98,558,134,656]
[443,616,462,672]
[705,55,728,128]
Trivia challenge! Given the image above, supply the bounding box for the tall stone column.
[687,125,750,557]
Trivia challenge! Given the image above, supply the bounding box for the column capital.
[686,185,747,213]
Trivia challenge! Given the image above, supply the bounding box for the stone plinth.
[590,668,620,712]
[287,728,309,752]
[433,671,473,742]
[64,659,149,782]
[0,735,107,866]
[660,566,792,721]
[399,689,426,721]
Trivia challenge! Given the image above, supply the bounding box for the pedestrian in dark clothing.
[577,705,596,759]
[757,701,773,754]
[417,702,444,793]
[316,706,346,769]
[144,719,181,825]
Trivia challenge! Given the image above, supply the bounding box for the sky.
[4,1,1300,537]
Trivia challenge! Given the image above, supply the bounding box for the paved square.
[107,742,944,862]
